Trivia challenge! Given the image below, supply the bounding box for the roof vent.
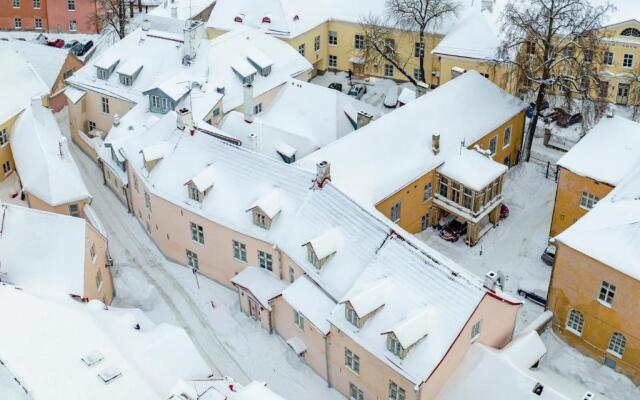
[234,15,244,23]
[293,15,299,21]
[262,16,271,24]
[81,351,104,367]
[98,366,122,384]
[484,271,498,291]
[583,392,594,400]
[532,382,544,396]
[113,113,120,127]
[216,85,225,94]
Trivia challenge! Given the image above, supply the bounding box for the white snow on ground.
[0,172,26,207]
[57,109,344,400]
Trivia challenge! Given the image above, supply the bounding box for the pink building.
[47,0,99,33]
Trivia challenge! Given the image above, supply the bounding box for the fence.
[529,154,559,182]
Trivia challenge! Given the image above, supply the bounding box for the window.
[603,51,614,66]
[349,383,364,400]
[463,188,473,209]
[69,20,77,31]
[190,222,204,244]
[0,129,8,146]
[389,381,406,400]
[345,304,359,327]
[387,334,402,357]
[414,68,424,82]
[390,201,401,222]
[608,332,626,358]
[328,31,337,46]
[88,121,96,131]
[345,348,360,373]
[566,309,584,335]
[63,68,74,79]
[69,204,80,217]
[35,18,42,29]
[119,74,132,86]
[150,95,169,112]
[584,49,593,63]
[451,182,461,203]
[503,126,512,147]
[384,64,394,77]
[67,0,75,10]
[144,191,151,211]
[90,244,97,263]
[414,42,424,58]
[423,182,432,201]
[471,320,482,340]
[33,0,40,8]
[253,211,268,228]
[288,266,294,283]
[314,35,320,52]
[133,175,139,193]
[14,18,22,29]
[580,192,599,210]
[96,270,103,291]
[598,281,616,306]
[254,103,262,114]
[421,213,429,231]
[97,68,109,80]
[489,136,497,155]
[2,161,11,175]
[439,176,448,197]
[258,250,273,271]
[293,310,304,330]
[101,97,110,114]
[526,41,535,55]
[600,81,610,98]
[186,250,199,269]
[12,0,19,7]
[384,38,395,51]
[188,185,200,201]
[232,240,247,261]
[298,43,305,56]
[621,27,640,37]
[623,54,634,68]
[354,34,364,50]
[329,55,337,68]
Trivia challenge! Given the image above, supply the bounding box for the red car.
[47,38,65,48]
[439,220,468,242]
[500,204,509,219]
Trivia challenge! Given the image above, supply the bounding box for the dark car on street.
[540,245,556,266]
[440,220,468,242]
[328,82,343,92]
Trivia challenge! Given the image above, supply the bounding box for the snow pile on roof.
[437,330,608,399]
[248,188,283,219]
[11,99,90,206]
[65,85,87,104]
[307,227,342,259]
[298,71,527,205]
[438,149,507,191]
[149,0,215,20]
[386,307,431,349]
[282,275,336,334]
[3,39,70,91]
[221,79,379,161]
[556,165,640,281]
[231,266,288,309]
[146,71,192,101]
[142,142,170,163]
[557,116,640,185]
[189,164,216,192]
[432,9,501,60]
[0,283,211,400]
[0,204,86,297]
[232,381,286,400]
[168,376,288,400]
[0,44,49,123]
[117,59,144,76]
[398,88,416,105]
[208,28,312,113]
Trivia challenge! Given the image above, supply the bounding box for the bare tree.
[498,0,613,162]
[92,0,131,38]
[360,0,459,85]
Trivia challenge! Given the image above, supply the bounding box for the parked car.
[383,86,399,108]
[328,82,343,92]
[69,41,84,55]
[500,203,510,220]
[64,40,79,49]
[540,245,556,266]
[75,40,93,57]
[543,107,567,123]
[47,38,65,48]
[440,220,468,242]
[556,112,583,128]
[347,84,367,99]
[517,285,548,306]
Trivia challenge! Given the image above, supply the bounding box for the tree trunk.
[419,31,426,84]
[129,1,134,18]
[523,84,547,162]
[138,0,142,13]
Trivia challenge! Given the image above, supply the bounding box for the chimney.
[243,83,254,123]
[481,0,494,12]
[58,136,68,159]
[416,81,428,98]
[356,111,374,129]
[247,133,258,151]
[316,161,331,188]
[216,85,225,95]
[432,133,440,155]
[113,113,120,127]
[177,108,193,131]
[171,4,178,18]
[182,21,202,64]
[142,18,150,31]
[484,271,498,291]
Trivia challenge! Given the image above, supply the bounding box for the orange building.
[0,0,99,33]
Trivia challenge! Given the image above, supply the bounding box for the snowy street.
[61,111,345,400]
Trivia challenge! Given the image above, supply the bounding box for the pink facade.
[47,0,99,33]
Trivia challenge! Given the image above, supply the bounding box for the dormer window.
[246,190,282,230]
[119,74,133,86]
[304,228,340,269]
[253,211,269,229]
[188,185,201,201]
[382,307,430,359]
[117,60,143,87]
[97,68,109,79]
[387,334,403,357]
[185,164,215,203]
[94,55,120,80]
[149,94,170,114]
[345,303,360,327]
[140,142,168,172]
[247,48,274,77]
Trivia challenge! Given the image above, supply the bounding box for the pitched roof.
[281,275,335,334]
[231,266,288,309]
[432,9,501,60]
[3,39,71,91]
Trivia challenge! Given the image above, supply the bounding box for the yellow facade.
[0,114,19,183]
[598,20,640,105]
[549,167,615,237]
[548,242,640,383]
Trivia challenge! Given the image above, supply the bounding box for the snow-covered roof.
[208,28,312,113]
[189,164,216,192]
[231,266,288,310]
[248,188,283,219]
[0,204,86,297]
[65,85,87,104]
[557,116,640,186]
[556,165,640,281]
[3,39,70,90]
[384,307,431,349]
[145,71,193,101]
[94,52,120,70]
[307,227,341,259]
[10,99,90,206]
[0,45,49,124]
[438,149,507,191]
[397,88,416,105]
[117,59,144,76]
[437,331,608,400]
[220,79,378,161]
[343,278,391,318]
[142,142,169,162]
[297,71,527,206]
[232,381,286,400]
[247,47,274,69]
[149,0,215,20]
[281,275,336,334]
[432,9,501,61]
[0,284,211,400]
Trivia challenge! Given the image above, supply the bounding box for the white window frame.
[69,19,77,32]
[598,281,616,307]
[298,43,305,57]
[566,309,584,336]
[354,34,364,50]
[345,348,360,374]
[190,222,204,244]
[623,53,634,68]
[0,129,8,147]
[101,96,110,114]
[329,55,337,68]
[188,185,201,202]
[387,334,402,357]
[607,332,626,358]
[69,203,80,217]
[503,126,512,148]
[384,64,394,77]
[90,244,97,263]
[232,240,247,262]
[345,304,359,327]
[603,51,614,66]
[33,0,40,8]
[67,0,75,10]
[258,250,273,271]
[14,17,22,29]
[423,182,432,202]
[489,136,497,155]
[389,381,406,400]
[314,35,320,52]
[12,0,19,7]
[293,310,304,331]
[390,201,401,222]
[328,30,338,46]
[2,161,11,175]
[35,17,42,29]
[579,192,599,210]
[186,249,199,269]
[349,383,364,400]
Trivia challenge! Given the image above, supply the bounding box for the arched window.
[566,309,584,335]
[608,332,627,357]
[621,27,640,37]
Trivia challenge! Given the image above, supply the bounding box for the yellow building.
[298,71,527,244]
[598,20,640,105]
[550,116,640,237]
[547,166,640,382]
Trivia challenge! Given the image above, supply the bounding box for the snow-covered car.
[347,84,367,99]
[540,245,556,266]
[383,86,398,108]
[63,40,79,49]
[517,286,548,306]
[500,203,510,220]
[440,220,467,242]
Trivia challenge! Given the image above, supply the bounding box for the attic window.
[234,15,243,23]
[293,15,299,21]
[98,366,122,384]
[387,334,403,358]
[345,303,360,327]
[186,164,215,203]
[621,27,640,37]
[253,210,270,229]
[246,190,282,230]
[262,16,271,24]
[188,185,201,202]
[304,228,340,269]
[81,351,104,367]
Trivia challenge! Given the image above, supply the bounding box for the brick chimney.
[432,133,440,155]
[243,83,254,123]
[316,161,331,188]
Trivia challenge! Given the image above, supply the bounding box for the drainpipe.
[324,333,332,388]
[414,383,422,400]
[275,245,284,280]
[269,301,274,334]
[123,184,132,214]
[99,160,107,185]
